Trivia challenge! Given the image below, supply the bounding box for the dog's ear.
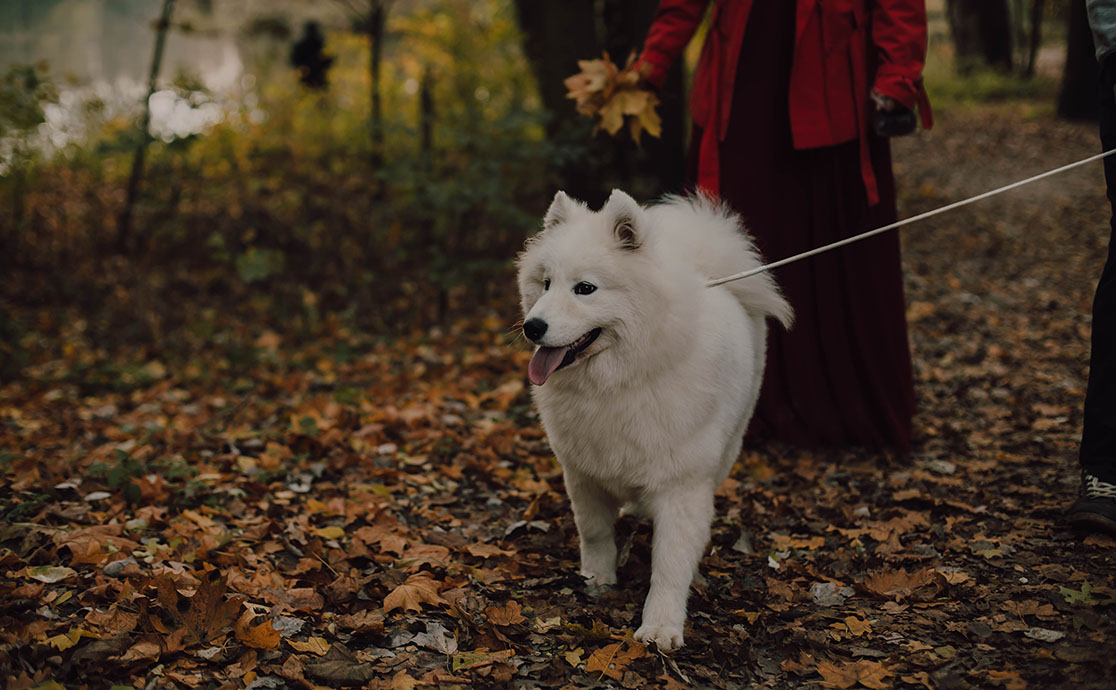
[543,190,577,230]
[604,189,642,250]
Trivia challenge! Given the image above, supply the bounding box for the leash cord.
[705,148,1116,288]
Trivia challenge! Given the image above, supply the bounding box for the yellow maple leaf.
[287,636,330,655]
[598,96,626,135]
[586,642,646,681]
[564,52,662,144]
[235,610,281,650]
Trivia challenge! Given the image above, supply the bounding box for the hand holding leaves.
[564,52,662,145]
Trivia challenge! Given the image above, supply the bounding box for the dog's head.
[516,189,668,387]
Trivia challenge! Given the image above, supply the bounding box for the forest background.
[0,0,1099,375]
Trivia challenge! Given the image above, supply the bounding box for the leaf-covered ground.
[3,106,1115,689]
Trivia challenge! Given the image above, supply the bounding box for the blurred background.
[0,0,1101,383]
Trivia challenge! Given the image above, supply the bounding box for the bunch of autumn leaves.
[564,53,662,145]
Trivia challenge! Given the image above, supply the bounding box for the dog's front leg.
[634,483,714,650]
[564,468,620,588]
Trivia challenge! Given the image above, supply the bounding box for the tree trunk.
[946,0,1013,73]
[369,0,385,169]
[513,0,606,206]
[600,0,687,197]
[1058,0,1099,121]
[1024,0,1045,78]
[514,0,686,208]
[118,0,174,253]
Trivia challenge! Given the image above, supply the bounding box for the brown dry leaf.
[335,609,385,634]
[563,52,661,144]
[863,568,946,601]
[117,636,163,663]
[585,642,645,681]
[84,607,139,636]
[564,57,614,109]
[844,616,871,637]
[235,610,281,650]
[392,672,418,690]
[397,543,450,570]
[43,627,97,652]
[383,574,447,614]
[288,636,330,655]
[464,542,516,559]
[1031,418,1062,431]
[781,652,817,675]
[985,669,1027,690]
[771,534,826,550]
[485,600,526,626]
[1032,403,1070,417]
[154,568,244,644]
[305,660,377,685]
[55,524,141,558]
[818,660,893,689]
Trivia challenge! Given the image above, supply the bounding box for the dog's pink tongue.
[528,346,567,386]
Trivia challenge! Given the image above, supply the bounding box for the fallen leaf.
[313,526,345,540]
[287,636,330,655]
[863,568,946,601]
[464,542,516,559]
[586,642,645,681]
[235,610,281,650]
[485,600,526,626]
[154,568,244,644]
[383,574,447,614]
[25,565,76,583]
[817,660,893,689]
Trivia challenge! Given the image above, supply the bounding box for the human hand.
[870,88,898,112]
[633,60,655,88]
[564,53,662,144]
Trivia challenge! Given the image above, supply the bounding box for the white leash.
[705,148,1116,288]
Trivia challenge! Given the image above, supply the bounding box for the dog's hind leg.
[565,468,621,589]
[634,482,715,650]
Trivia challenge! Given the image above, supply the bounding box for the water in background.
[0,0,255,150]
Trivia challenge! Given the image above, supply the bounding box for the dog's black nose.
[523,318,548,342]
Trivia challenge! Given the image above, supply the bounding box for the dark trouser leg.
[1081,55,1116,483]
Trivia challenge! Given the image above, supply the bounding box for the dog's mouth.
[528,328,602,385]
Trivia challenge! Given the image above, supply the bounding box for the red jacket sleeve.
[869,0,928,109]
[636,0,711,89]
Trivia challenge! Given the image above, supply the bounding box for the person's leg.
[1068,54,1116,534]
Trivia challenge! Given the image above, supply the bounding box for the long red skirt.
[695,0,916,452]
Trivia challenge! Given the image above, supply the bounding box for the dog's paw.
[581,570,617,587]
[634,623,684,650]
[581,571,616,598]
[583,581,613,598]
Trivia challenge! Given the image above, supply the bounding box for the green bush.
[0,0,566,374]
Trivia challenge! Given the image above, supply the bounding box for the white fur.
[517,190,792,649]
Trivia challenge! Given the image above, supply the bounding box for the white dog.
[517,190,792,649]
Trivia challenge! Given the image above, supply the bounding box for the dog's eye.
[543,278,551,291]
[573,282,596,296]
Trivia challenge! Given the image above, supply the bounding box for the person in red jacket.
[635,0,932,452]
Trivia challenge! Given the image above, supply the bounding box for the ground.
[1,105,1114,689]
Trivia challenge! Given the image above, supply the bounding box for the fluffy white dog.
[517,190,792,649]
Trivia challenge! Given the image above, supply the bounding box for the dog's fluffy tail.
[652,193,794,329]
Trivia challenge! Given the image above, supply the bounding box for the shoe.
[1066,471,1116,536]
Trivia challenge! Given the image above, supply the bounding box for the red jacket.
[637,0,932,205]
